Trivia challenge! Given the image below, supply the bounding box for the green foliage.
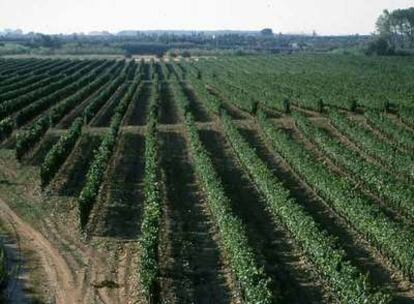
[365,110,414,151]
[40,117,83,187]
[0,60,101,120]
[0,246,6,295]
[167,75,273,302]
[48,70,113,125]
[0,60,73,100]
[329,112,414,179]
[283,98,290,114]
[12,61,120,163]
[15,60,112,126]
[399,106,414,126]
[376,8,414,49]
[138,78,161,300]
[295,113,414,231]
[258,113,414,279]
[191,55,414,111]
[78,80,140,229]
[188,78,222,115]
[366,37,395,56]
[186,114,272,303]
[138,121,161,300]
[83,70,127,122]
[78,128,116,228]
[0,118,13,142]
[222,113,390,303]
[15,116,50,161]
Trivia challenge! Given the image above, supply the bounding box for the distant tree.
[366,36,394,55]
[376,8,414,49]
[37,34,62,48]
[260,28,274,36]
[181,50,191,58]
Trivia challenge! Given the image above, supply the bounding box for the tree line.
[368,7,414,55]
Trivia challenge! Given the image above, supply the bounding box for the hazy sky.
[0,0,413,35]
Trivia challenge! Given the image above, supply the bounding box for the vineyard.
[0,54,413,303]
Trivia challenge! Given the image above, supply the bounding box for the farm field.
[0,54,413,303]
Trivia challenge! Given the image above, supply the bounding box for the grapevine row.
[329,111,413,179]
[258,113,414,278]
[138,78,162,300]
[221,113,389,303]
[170,77,273,303]
[294,113,414,222]
[0,60,77,101]
[40,117,83,187]
[185,114,273,303]
[13,61,120,159]
[365,110,414,151]
[0,60,99,120]
[15,60,114,126]
[78,80,141,228]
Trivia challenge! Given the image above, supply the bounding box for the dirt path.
[0,149,134,304]
[0,197,80,304]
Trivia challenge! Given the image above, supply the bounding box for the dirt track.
[0,197,80,304]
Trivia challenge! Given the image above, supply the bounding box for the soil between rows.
[92,133,146,239]
[239,126,414,303]
[199,128,330,304]
[53,134,102,196]
[158,131,232,303]
[123,82,151,126]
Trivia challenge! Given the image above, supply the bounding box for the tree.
[37,34,62,48]
[260,28,273,37]
[376,8,414,49]
[366,36,394,55]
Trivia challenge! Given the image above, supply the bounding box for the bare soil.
[241,126,414,303]
[123,82,151,126]
[158,131,233,303]
[53,134,102,196]
[91,133,146,239]
[199,128,331,304]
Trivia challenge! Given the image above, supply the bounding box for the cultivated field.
[0,54,413,303]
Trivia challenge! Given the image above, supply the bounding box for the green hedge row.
[185,114,272,303]
[78,80,140,228]
[222,113,389,304]
[40,117,83,187]
[294,113,414,222]
[258,113,414,279]
[138,79,162,300]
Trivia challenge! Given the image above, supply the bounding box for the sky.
[0,0,413,35]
